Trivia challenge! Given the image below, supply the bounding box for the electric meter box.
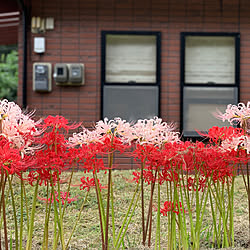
[33,63,52,92]
[53,63,68,83]
[53,63,85,86]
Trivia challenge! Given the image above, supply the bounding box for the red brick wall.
[17,0,250,130]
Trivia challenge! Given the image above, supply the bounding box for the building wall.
[18,0,250,129]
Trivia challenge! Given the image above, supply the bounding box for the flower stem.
[6,172,18,250]
[117,192,140,249]
[26,177,39,250]
[22,183,30,232]
[104,167,112,250]
[56,171,65,249]
[141,160,146,245]
[93,172,105,249]
[110,172,116,246]
[66,190,89,249]
[42,184,52,250]
[0,171,8,250]
[155,171,161,250]
[114,177,140,247]
[20,174,24,250]
[147,169,157,247]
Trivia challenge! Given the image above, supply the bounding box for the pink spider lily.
[132,117,180,146]
[214,102,250,126]
[0,99,41,153]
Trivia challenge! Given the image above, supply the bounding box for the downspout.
[16,0,27,108]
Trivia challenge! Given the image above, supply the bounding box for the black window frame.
[180,32,240,140]
[101,30,161,120]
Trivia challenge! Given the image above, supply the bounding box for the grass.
[1,170,250,249]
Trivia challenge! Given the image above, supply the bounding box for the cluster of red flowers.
[1,106,249,214]
[0,136,26,175]
[160,201,186,216]
[80,176,106,191]
[131,126,249,213]
[37,191,78,205]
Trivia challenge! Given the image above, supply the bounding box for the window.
[180,32,240,138]
[101,31,161,121]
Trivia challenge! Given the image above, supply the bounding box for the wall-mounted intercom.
[33,63,52,92]
[53,63,85,86]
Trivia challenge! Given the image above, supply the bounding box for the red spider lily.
[186,176,207,192]
[198,126,245,145]
[99,135,129,154]
[159,169,180,185]
[132,169,156,185]
[0,136,28,175]
[41,115,81,132]
[160,201,187,216]
[27,169,59,186]
[30,116,82,183]
[80,176,106,191]
[132,143,158,163]
[185,143,238,183]
[37,191,78,205]
[75,143,105,172]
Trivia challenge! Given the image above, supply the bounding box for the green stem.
[114,178,140,247]
[104,167,112,250]
[42,184,52,250]
[56,171,65,249]
[20,174,24,250]
[50,178,63,250]
[93,172,105,249]
[62,169,74,218]
[66,190,89,249]
[155,171,161,250]
[178,169,188,250]
[6,172,18,250]
[147,169,158,247]
[141,160,146,245]
[181,171,195,249]
[26,177,39,250]
[1,173,8,250]
[110,171,116,246]
[22,182,30,232]
[55,168,75,245]
[117,193,140,249]
[42,184,49,250]
[209,188,218,247]
[230,176,235,246]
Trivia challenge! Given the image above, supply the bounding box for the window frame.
[101,30,161,119]
[180,32,240,139]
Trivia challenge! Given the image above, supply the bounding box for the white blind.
[185,36,235,84]
[106,35,157,83]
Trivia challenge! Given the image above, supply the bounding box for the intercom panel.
[33,63,52,92]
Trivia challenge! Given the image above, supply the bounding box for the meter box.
[53,63,85,86]
[53,63,68,83]
[33,63,52,92]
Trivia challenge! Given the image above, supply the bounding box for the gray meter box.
[33,63,52,92]
[54,63,85,86]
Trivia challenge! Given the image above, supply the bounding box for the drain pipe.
[16,0,27,108]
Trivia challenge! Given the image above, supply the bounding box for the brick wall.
[17,0,250,128]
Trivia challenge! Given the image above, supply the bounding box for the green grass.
[1,170,250,249]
